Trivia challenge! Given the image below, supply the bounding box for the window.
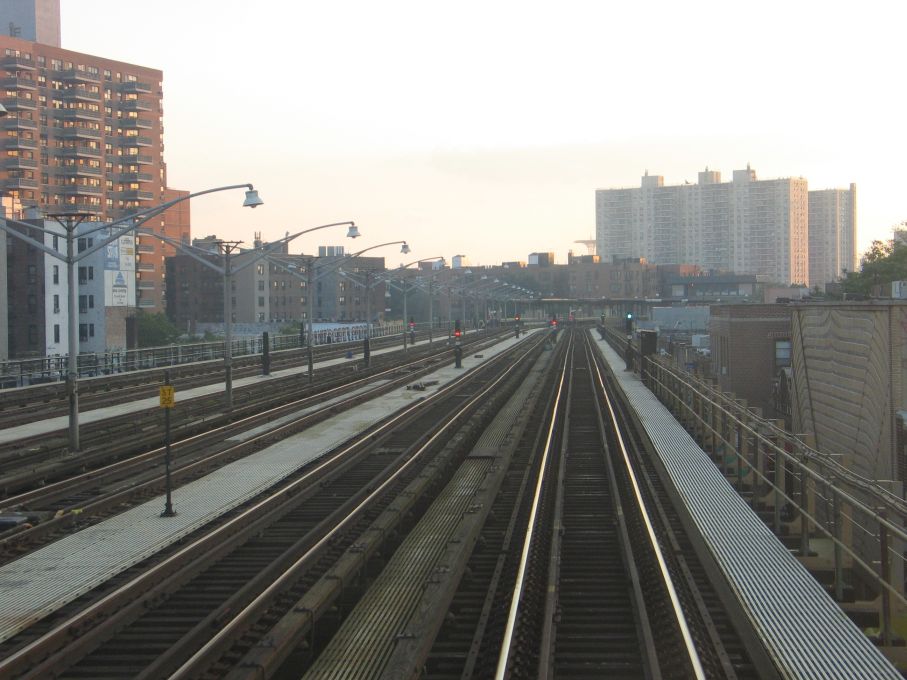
[53,324,60,344]
[26,264,37,284]
[258,280,264,291]
[79,323,87,341]
[53,294,59,313]
[774,340,791,370]
[52,264,59,284]
[258,296,265,307]
[27,295,37,313]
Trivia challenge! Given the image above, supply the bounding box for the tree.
[136,311,181,347]
[842,240,907,297]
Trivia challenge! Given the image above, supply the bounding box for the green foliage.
[842,240,907,297]
[136,311,181,347]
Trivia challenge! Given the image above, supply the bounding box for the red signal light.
[454,329,462,338]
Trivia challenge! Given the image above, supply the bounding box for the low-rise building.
[709,304,792,418]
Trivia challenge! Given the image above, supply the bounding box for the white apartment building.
[74,224,136,353]
[808,185,857,288]
[595,166,812,286]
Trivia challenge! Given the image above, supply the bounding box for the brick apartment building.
[0,1,189,328]
[709,304,792,418]
[165,240,388,334]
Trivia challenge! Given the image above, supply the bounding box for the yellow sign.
[159,385,175,409]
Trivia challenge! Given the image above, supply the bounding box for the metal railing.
[0,321,412,388]
[599,322,907,644]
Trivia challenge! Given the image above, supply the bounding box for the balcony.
[61,68,101,84]
[116,135,153,147]
[61,145,103,158]
[0,76,37,90]
[115,189,154,201]
[57,165,103,177]
[116,171,153,183]
[120,98,152,112]
[56,108,102,121]
[1,56,36,71]
[3,178,38,190]
[60,127,103,140]
[59,184,103,195]
[117,152,153,165]
[2,157,37,169]
[119,81,153,94]
[56,202,102,215]
[5,96,37,110]
[2,116,37,130]
[119,117,153,130]
[62,88,101,102]
[2,136,37,150]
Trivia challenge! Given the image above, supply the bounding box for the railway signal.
[160,371,176,518]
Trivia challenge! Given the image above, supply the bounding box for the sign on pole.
[159,385,175,409]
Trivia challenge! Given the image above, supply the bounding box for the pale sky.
[62,0,906,267]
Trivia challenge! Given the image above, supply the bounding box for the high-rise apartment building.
[808,185,857,288]
[0,5,187,322]
[0,0,60,47]
[596,166,811,286]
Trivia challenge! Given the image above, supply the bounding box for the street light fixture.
[332,241,409,366]
[0,183,261,451]
[152,220,357,404]
[380,256,445,350]
[268,239,407,377]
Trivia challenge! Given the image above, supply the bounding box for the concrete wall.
[791,302,907,484]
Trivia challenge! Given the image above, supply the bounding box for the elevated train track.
[0,326,899,678]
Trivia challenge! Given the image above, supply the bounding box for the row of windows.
[21,321,92,345]
[5,49,152,84]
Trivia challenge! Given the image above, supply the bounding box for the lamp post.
[326,240,411,364]
[358,242,409,365]
[427,277,435,344]
[0,183,261,450]
[155,220,356,398]
[385,256,444,350]
[268,238,407,376]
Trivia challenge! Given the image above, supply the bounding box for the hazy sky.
[62,0,905,266]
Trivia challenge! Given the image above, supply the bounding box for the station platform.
[0,330,534,645]
[590,331,901,678]
[0,330,481,447]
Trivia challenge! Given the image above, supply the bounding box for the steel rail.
[166,333,546,679]
[0,348,448,512]
[0,333,535,678]
[494,331,570,679]
[589,336,707,680]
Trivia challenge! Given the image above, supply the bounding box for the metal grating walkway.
[591,331,901,679]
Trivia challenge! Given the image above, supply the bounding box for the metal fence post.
[879,508,892,647]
